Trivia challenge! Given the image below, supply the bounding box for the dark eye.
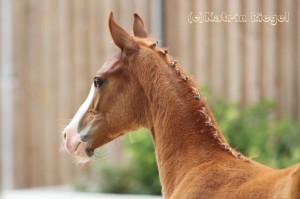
[94,77,104,88]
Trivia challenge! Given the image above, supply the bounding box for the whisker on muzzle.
[59,142,67,153]
[91,149,110,165]
[73,156,92,166]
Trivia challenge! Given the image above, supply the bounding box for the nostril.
[63,132,67,140]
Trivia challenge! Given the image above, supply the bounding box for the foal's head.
[63,13,161,161]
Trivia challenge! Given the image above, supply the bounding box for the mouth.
[63,135,93,162]
[85,147,94,157]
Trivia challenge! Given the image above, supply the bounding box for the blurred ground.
[0,185,163,199]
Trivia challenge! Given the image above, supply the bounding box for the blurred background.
[0,0,299,197]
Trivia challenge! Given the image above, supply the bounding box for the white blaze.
[62,84,95,162]
[69,84,95,127]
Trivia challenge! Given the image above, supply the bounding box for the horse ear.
[109,12,139,56]
[133,13,148,38]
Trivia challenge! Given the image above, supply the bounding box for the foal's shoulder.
[288,163,300,199]
[273,163,300,199]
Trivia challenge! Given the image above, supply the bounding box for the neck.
[149,88,225,197]
[134,51,243,197]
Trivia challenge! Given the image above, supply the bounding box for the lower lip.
[85,148,94,157]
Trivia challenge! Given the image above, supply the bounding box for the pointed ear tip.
[109,12,114,21]
[108,12,115,29]
[134,13,141,20]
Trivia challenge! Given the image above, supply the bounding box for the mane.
[134,36,246,160]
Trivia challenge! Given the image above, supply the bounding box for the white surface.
[0,186,162,199]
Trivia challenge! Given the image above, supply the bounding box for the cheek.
[89,81,139,136]
[107,95,138,130]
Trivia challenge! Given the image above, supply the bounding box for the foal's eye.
[94,77,104,88]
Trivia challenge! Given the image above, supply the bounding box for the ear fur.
[108,12,139,56]
[133,13,148,38]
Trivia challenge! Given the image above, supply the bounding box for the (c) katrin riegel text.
[188,11,289,25]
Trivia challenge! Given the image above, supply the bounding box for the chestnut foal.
[63,13,300,198]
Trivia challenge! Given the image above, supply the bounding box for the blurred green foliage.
[98,131,161,195]
[76,93,300,195]
[212,98,300,168]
